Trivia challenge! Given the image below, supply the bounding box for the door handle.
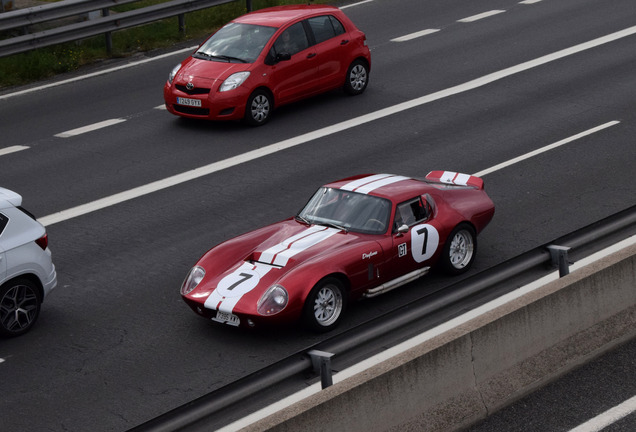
[307,53,316,59]
[340,39,349,45]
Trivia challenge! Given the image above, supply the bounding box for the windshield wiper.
[294,215,311,226]
[194,52,247,63]
[320,221,348,233]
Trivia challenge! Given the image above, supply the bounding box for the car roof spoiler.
[0,187,23,207]
[425,171,484,190]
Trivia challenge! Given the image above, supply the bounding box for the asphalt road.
[0,0,635,431]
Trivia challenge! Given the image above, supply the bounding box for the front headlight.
[168,63,182,84]
[257,284,288,316]
[219,71,250,92]
[181,266,205,295]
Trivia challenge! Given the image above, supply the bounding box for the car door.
[306,14,350,90]
[386,195,442,281]
[267,21,319,105]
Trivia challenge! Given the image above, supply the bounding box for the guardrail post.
[246,0,252,12]
[102,8,112,54]
[308,350,335,389]
[547,245,571,277]
[178,13,185,34]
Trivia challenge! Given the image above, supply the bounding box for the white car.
[0,188,57,337]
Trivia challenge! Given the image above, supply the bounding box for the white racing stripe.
[259,226,340,267]
[204,226,340,313]
[341,174,410,194]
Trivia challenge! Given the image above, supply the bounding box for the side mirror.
[276,53,292,62]
[395,224,409,237]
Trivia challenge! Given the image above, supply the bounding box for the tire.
[0,278,42,337]
[244,89,273,126]
[302,277,346,332]
[441,224,477,275]
[344,59,369,95]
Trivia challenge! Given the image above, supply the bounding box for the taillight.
[35,233,48,250]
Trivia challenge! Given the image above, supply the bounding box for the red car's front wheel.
[303,277,346,332]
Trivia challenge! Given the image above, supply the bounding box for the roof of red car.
[233,5,341,27]
[325,174,432,203]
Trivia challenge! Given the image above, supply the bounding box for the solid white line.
[54,118,127,138]
[458,10,506,23]
[340,0,373,9]
[0,145,29,156]
[569,395,636,432]
[38,25,636,226]
[0,46,197,101]
[472,121,620,177]
[219,236,636,432]
[392,29,440,42]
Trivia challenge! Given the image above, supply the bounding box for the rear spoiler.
[425,171,484,190]
[0,187,23,207]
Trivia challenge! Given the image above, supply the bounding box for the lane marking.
[219,235,636,432]
[569,395,636,432]
[0,45,197,101]
[54,118,126,138]
[0,145,29,156]
[458,10,506,23]
[340,0,373,9]
[391,29,440,42]
[472,121,621,177]
[520,0,543,4]
[38,23,636,226]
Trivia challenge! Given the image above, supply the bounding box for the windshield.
[297,188,392,235]
[196,22,277,63]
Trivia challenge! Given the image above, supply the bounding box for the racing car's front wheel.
[441,223,477,275]
[303,277,346,332]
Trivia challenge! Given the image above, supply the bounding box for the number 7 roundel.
[411,224,440,263]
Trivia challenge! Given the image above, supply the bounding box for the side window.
[307,16,336,44]
[328,15,345,36]
[0,212,7,235]
[272,22,309,56]
[394,197,430,230]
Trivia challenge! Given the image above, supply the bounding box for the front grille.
[173,105,210,116]
[176,84,211,95]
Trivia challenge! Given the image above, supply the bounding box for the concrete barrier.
[241,241,636,432]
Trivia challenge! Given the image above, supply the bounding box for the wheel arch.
[1,273,44,303]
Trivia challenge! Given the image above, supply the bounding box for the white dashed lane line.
[458,10,506,23]
[54,118,127,138]
[0,145,29,156]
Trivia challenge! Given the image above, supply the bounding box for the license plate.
[212,310,240,327]
[177,97,202,107]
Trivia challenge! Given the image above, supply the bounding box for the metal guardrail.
[128,205,636,432]
[0,0,253,57]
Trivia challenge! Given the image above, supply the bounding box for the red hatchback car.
[163,5,371,125]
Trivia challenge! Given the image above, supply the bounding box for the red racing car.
[181,172,495,331]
